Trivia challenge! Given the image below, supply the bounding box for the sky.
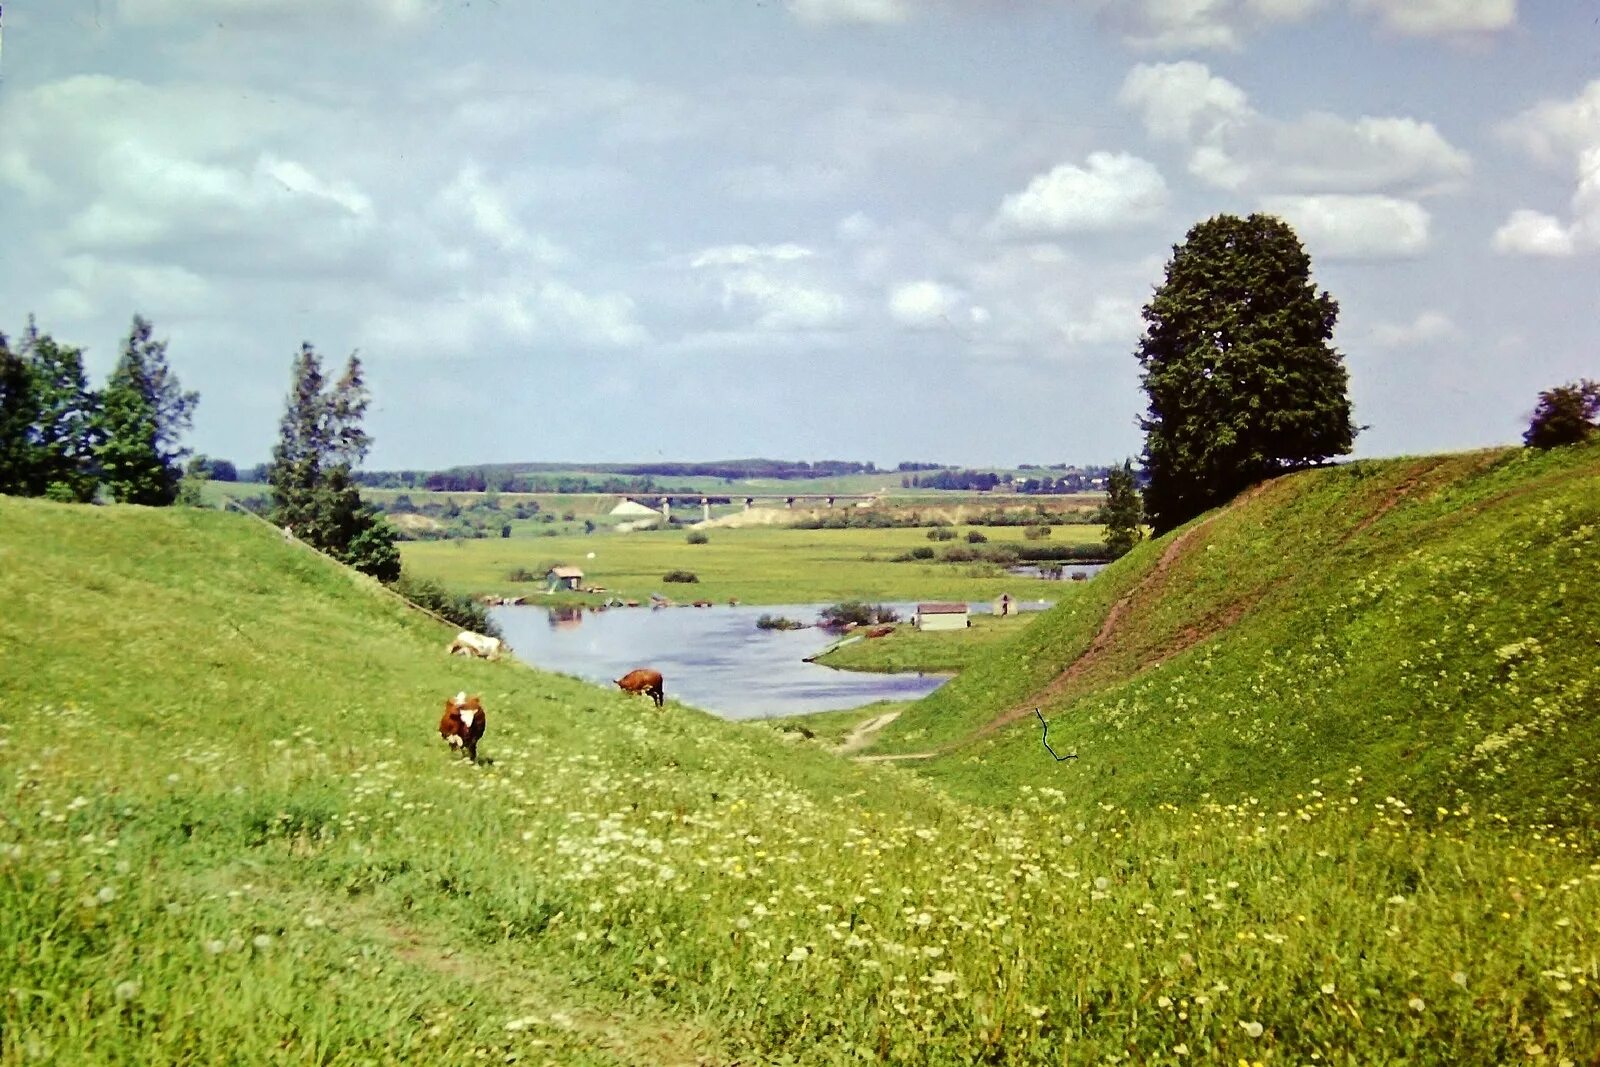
[1,1,1596,471]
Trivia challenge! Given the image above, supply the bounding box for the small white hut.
[914,602,970,631]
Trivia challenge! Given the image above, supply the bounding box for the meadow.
[397,523,1103,605]
[3,444,1598,1064]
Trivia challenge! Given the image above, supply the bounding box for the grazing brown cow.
[615,668,665,708]
[439,691,487,762]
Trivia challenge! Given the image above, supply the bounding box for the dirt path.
[832,709,904,755]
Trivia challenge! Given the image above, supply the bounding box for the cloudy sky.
[2,1,1595,470]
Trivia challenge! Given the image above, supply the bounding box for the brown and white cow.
[439,691,487,762]
[615,668,665,708]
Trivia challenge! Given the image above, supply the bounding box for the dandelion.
[1238,1021,1264,1038]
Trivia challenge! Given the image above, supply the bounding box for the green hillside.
[872,445,1600,828]
[3,480,1599,1064]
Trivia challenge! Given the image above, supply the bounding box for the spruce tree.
[266,346,399,581]
[1136,214,1355,534]
[1099,460,1145,559]
[19,318,100,502]
[96,316,199,506]
[0,332,35,497]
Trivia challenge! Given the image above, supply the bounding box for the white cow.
[448,631,504,660]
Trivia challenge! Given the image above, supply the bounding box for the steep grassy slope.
[877,444,1600,830]
[3,494,1599,1065]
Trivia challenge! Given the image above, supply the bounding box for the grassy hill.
[870,444,1600,831]
[3,469,1599,1064]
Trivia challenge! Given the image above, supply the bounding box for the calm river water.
[489,602,985,720]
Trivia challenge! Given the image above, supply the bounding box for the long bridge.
[624,492,881,522]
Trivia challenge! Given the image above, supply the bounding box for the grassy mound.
[3,493,1599,1064]
[877,445,1600,832]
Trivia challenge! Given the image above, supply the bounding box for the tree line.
[1,315,199,506]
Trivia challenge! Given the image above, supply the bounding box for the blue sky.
[1,1,1595,470]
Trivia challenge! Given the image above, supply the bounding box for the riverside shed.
[546,566,585,591]
[914,602,970,631]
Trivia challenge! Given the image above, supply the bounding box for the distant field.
[398,524,1105,604]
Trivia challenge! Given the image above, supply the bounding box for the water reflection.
[491,602,956,720]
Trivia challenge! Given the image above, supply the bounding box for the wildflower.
[114,980,140,1003]
[1173,1044,1189,1056]
[1408,997,1425,1012]
[204,940,226,955]
[1093,876,1111,891]
[1320,983,1335,995]
[1238,1021,1264,1038]
[253,935,272,950]
[785,946,810,962]
[928,970,958,987]
[1451,971,1468,988]
[96,887,117,904]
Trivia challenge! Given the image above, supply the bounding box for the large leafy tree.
[1523,379,1599,449]
[1098,459,1145,559]
[1136,213,1355,534]
[19,318,100,502]
[96,315,199,506]
[267,345,399,582]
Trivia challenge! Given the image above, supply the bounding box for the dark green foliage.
[818,602,899,628]
[96,316,198,506]
[1023,524,1051,540]
[927,527,957,541]
[0,332,34,495]
[1137,214,1355,534]
[506,567,538,582]
[266,345,398,581]
[686,530,709,544]
[1523,379,1599,449]
[662,570,699,583]
[389,570,500,638]
[1098,460,1145,559]
[965,530,987,544]
[756,614,805,630]
[17,320,100,502]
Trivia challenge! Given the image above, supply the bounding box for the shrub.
[1023,524,1051,540]
[663,570,699,583]
[1524,379,1600,449]
[507,567,537,582]
[927,527,957,541]
[818,602,899,629]
[686,530,709,544]
[390,571,500,638]
[966,530,988,543]
[756,614,805,631]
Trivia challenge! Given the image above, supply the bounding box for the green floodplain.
[3,441,1599,1064]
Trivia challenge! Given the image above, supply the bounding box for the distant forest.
[230,458,1134,494]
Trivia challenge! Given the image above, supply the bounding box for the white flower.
[785,946,810,962]
[928,970,958,987]
[253,935,272,950]
[1239,1021,1264,1038]
[1320,982,1335,995]
[114,980,140,1003]
[204,940,226,955]
[1409,997,1426,1012]
[1093,876,1111,891]
[1451,971,1468,988]
[96,887,117,904]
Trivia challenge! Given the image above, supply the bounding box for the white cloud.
[994,153,1170,235]
[1350,0,1516,37]
[1260,194,1431,259]
[1495,82,1600,255]
[1492,209,1576,257]
[888,281,962,328]
[360,277,647,357]
[1369,310,1461,348]
[1120,62,1469,195]
[115,0,427,26]
[1076,0,1331,51]
[690,243,816,268]
[786,0,913,26]
[718,274,847,330]
[1065,295,1144,346]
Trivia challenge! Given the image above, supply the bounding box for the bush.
[890,546,937,562]
[1024,524,1051,540]
[818,602,899,629]
[756,614,805,631]
[663,570,699,583]
[390,571,500,639]
[507,567,537,582]
[927,527,957,541]
[686,530,709,544]
[966,530,988,543]
[1524,379,1600,449]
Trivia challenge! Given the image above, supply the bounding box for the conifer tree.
[96,316,198,506]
